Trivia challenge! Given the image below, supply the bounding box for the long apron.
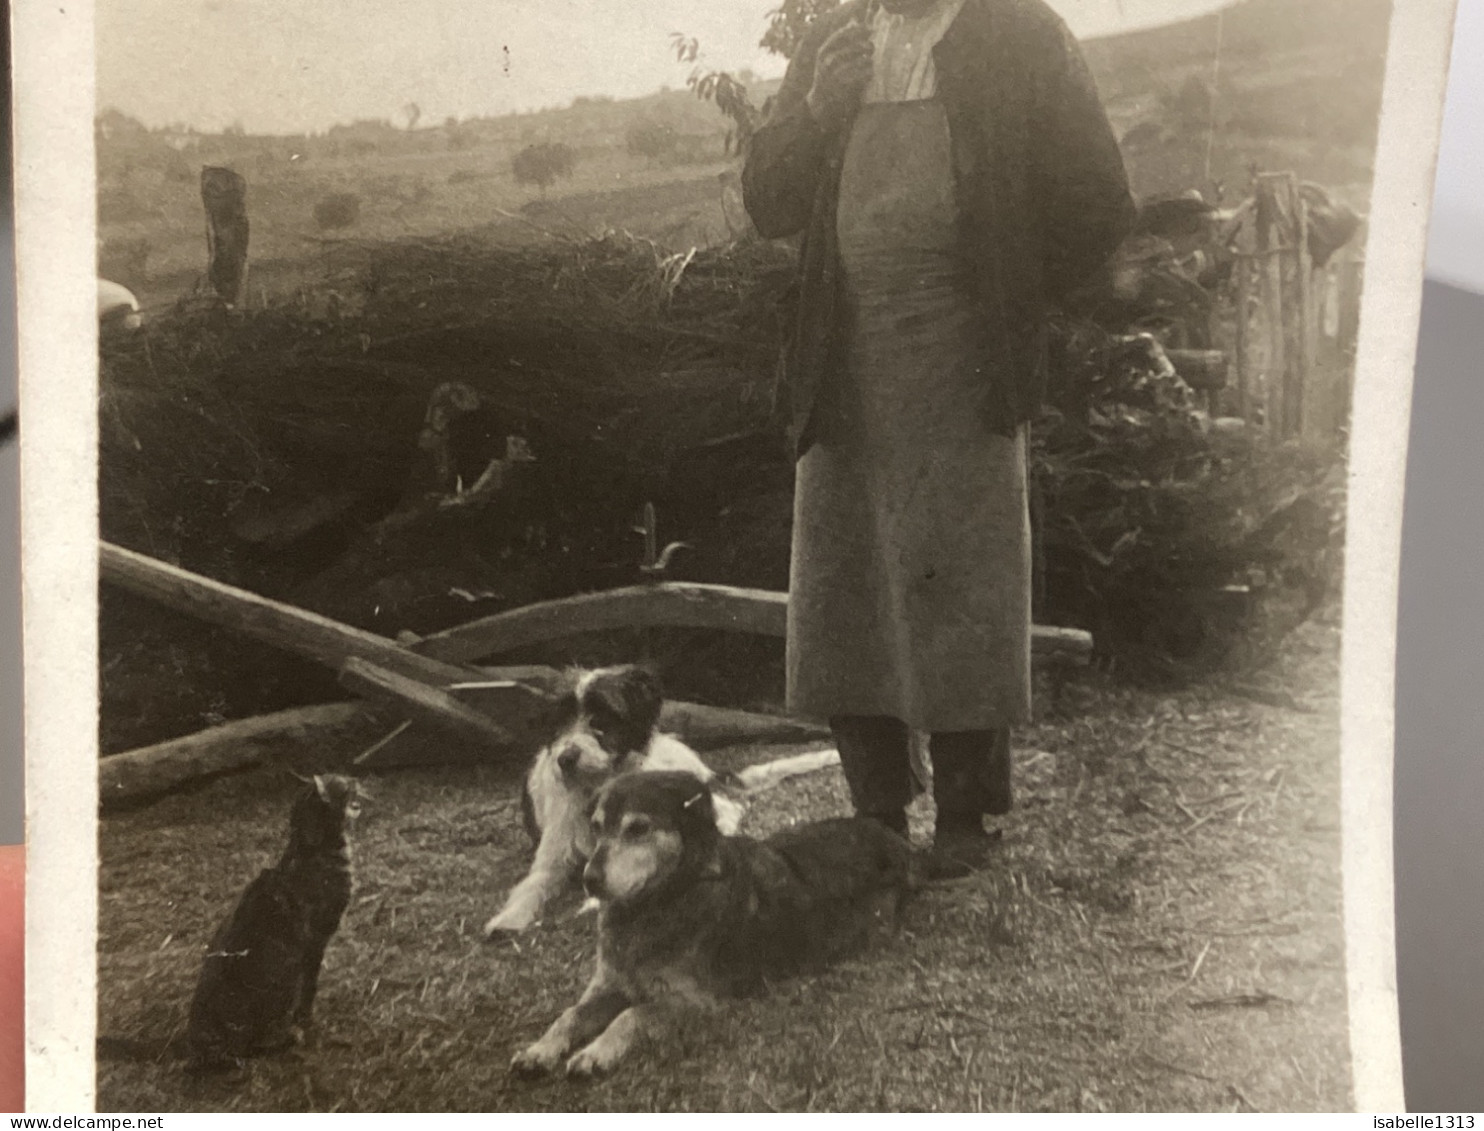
[786,99,1032,733]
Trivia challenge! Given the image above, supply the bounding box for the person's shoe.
[925,811,1004,877]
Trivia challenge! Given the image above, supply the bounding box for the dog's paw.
[510,1041,565,1077]
[565,1043,621,1080]
[483,906,536,938]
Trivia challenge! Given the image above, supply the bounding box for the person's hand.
[806,22,874,129]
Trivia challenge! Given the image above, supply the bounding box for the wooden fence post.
[201,166,250,307]
[1255,177,1286,439]
[1255,171,1317,442]
[1233,249,1251,421]
[1291,180,1314,439]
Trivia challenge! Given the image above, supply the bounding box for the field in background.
[97,0,1391,309]
[97,82,766,309]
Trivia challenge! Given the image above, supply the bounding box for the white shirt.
[862,0,970,104]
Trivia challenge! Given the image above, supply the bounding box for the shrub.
[313,192,361,230]
[511,142,576,197]
[626,119,679,163]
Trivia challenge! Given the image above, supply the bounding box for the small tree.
[669,4,830,156]
[670,35,763,155]
[759,0,840,59]
[511,141,577,198]
[402,102,422,131]
[626,118,679,163]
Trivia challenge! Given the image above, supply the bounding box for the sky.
[96,0,1232,136]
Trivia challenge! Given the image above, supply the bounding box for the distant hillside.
[1086,0,1391,86]
[96,0,1392,303]
[1084,0,1393,203]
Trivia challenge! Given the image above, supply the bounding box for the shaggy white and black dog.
[483,665,746,937]
[483,664,840,937]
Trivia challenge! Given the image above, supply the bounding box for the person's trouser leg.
[929,726,1013,819]
[829,714,915,835]
[924,728,1011,873]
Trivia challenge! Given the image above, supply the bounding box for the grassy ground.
[96,613,1350,1112]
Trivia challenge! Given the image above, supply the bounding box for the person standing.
[743,0,1134,870]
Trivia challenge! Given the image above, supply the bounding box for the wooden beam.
[100,541,484,689]
[338,657,521,750]
[99,702,367,807]
[414,581,1093,665]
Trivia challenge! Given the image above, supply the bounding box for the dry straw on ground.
[96,617,1349,1112]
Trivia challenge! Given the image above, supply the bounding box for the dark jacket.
[742,0,1136,457]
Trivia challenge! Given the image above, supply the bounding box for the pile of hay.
[99,228,1343,749]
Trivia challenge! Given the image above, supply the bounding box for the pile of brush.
[100,230,798,584]
[98,225,1344,749]
[1034,317,1345,681]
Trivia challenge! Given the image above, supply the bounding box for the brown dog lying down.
[483,664,841,937]
[511,770,917,1078]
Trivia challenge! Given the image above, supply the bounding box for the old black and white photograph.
[14,0,1454,1112]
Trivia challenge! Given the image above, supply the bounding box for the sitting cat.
[184,773,362,1074]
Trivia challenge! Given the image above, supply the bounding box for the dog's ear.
[615,664,664,735]
[536,677,581,734]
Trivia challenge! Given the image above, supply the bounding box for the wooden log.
[414,582,787,662]
[351,697,833,769]
[1030,625,1094,664]
[1166,350,1228,391]
[656,701,830,750]
[338,657,520,750]
[100,541,485,689]
[201,166,250,307]
[413,582,1094,665]
[99,702,367,807]
[458,668,834,746]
